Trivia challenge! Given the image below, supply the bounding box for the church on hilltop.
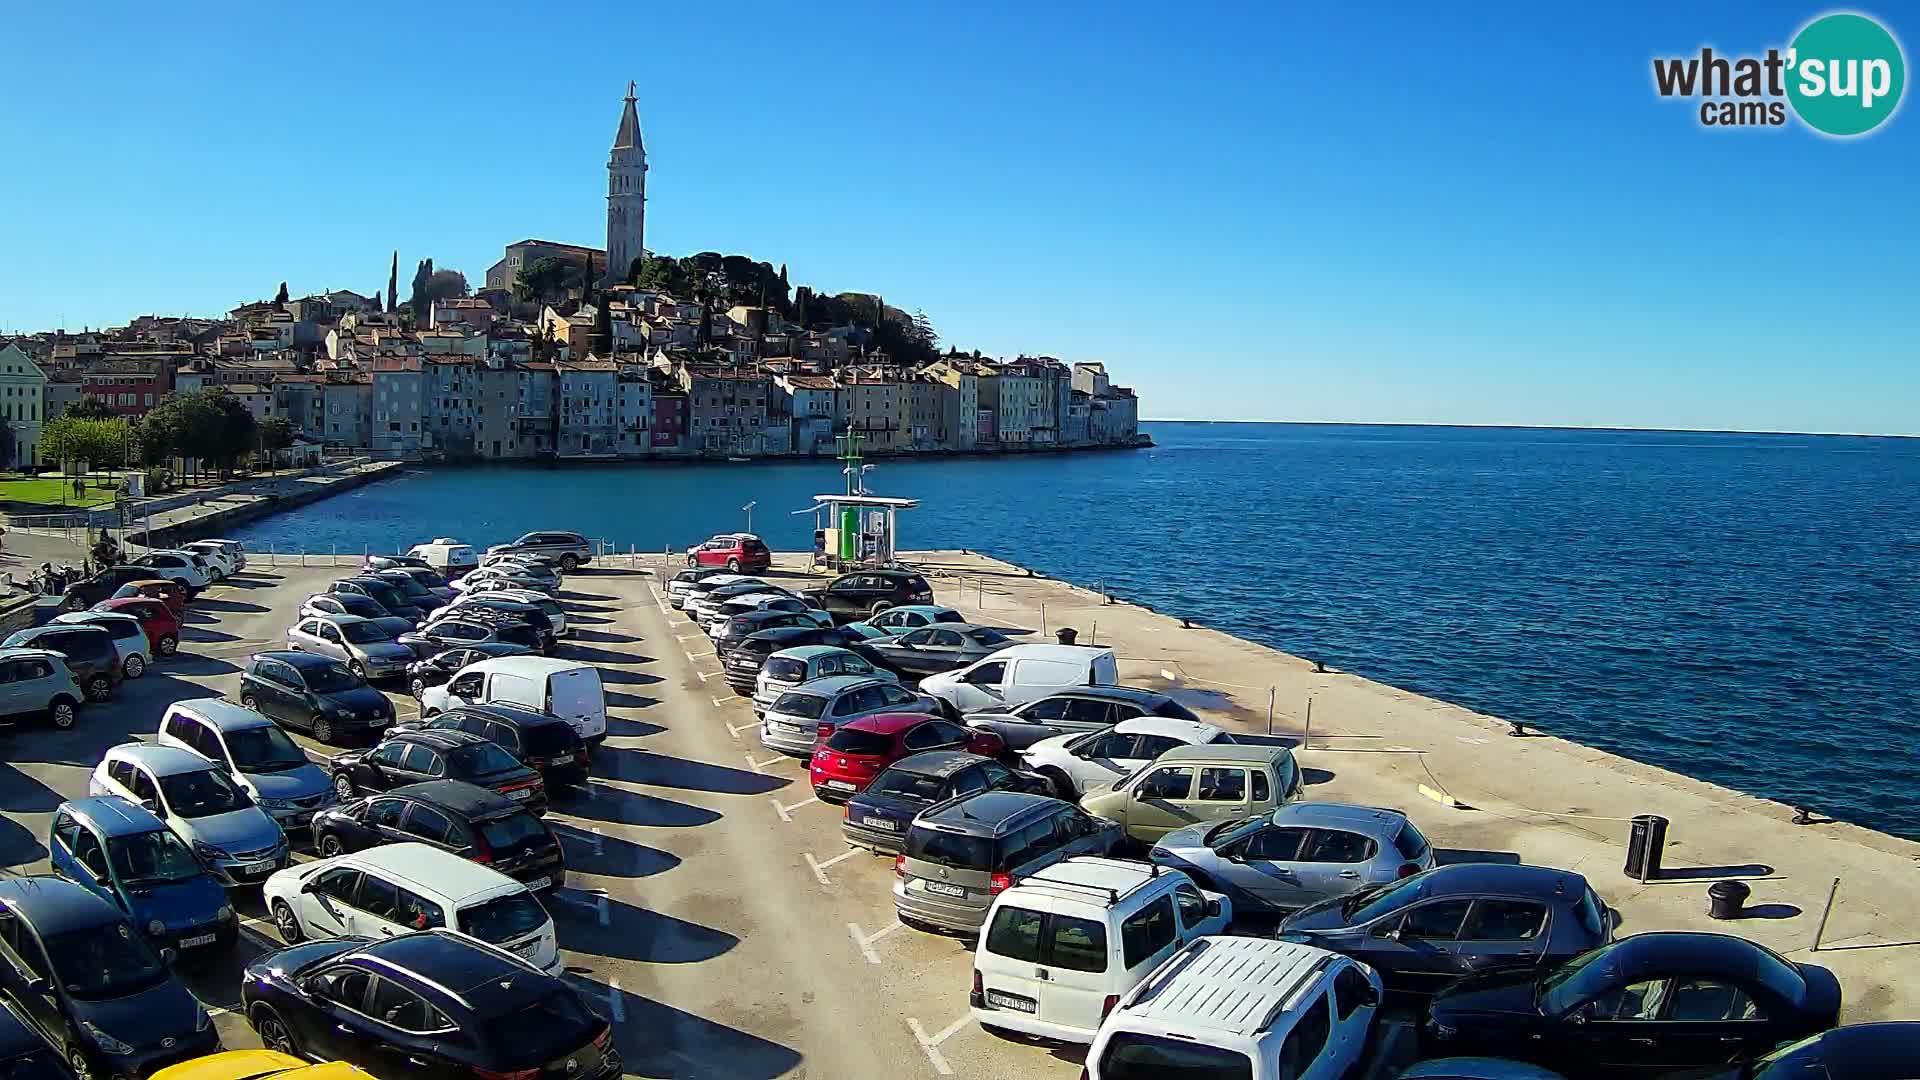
[483,85,647,295]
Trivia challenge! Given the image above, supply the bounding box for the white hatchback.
[1021,716,1236,797]
[262,841,562,973]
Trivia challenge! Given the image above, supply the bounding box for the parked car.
[452,564,556,597]
[2,624,120,702]
[675,573,755,614]
[0,648,84,731]
[803,568,934,622]
[238,651,395,745]
[112,578,189,615]
[863,605,966,634]
[152,1050,372,1080]
[48,798,236,958]
[49,611,150,680]
[968,686,1205,751]
[730,633,883,698]
[479,550,562,575]
[157,699,334,831]
[363,553,432,573]
[811,714,1006,802]
[686,580,795,624]
[686,532,771,572]
[405,642,535,697]
[1424,933,1841,1076]
[1668,1022,1920,1080]
[1280,863,1612,994]
[704,594,832,640]
[329,576,438,622]
[893,791,1123,933]
[666,567,737,608]
[240,930,619,1078]
[91,596,180,657]
[404,538,480,579]
[486,531,594,572]
[286,615,416,683]
[712,608,837,658]
[398,612,546,659]
[920,643,1121,717]
[370,569,453,613]
[89,743,289,887]
[310,780,565,892]
[418,656,607,748]
[842,751,1048,854]
[1023,716,1238,797]
[187,539,246,574]
[1150,802,1436,915]
[132,550,212,593]
[376,565,456,602]
[861,623,1013,680]
[1086,936,1383,1080]
[760,675,936,756]
[330,728,547,814]
[421,704,590,789]
[183,541,239,582]
[296,590,402,628]
[0,876,218,1080]
[263,843,562,973]
[1081,742,1305,844]
[446,589,567,637]
[57,565,158,611]
[971,857,1230,1044]
[0,1003,74,1080]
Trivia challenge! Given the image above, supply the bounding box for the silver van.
[894,790,1123,933]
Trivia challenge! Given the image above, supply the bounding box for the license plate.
[507,789,533,801]
[178,933,218,948]
[860,816,898,830]
[824,780,855,791]
[986,991,1037,1013]
[776,722,806,734]
[925,881,967,898]
[524,876,551,890]
[546,754,572,765]
[732,658,757,669]
[240,860,274,876]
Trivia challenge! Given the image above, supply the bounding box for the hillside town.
[0,87,1142,470]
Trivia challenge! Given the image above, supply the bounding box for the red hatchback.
[687,533,772,573]
[810,713,1005,802]
[92,596,182,656]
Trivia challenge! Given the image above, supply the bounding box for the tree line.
[39,389,294,483]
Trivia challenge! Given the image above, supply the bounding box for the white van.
[406,537,481,579]
[972,858,1230,1044]
[419,656,608,747]
[1086,936,1383,1080]
[261,841,562,973]
[921,644,1120,716]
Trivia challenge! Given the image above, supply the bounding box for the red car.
[809,712,1005,802]
[687,533,772,573]
[114,578,189,616]
[93,596,182,656]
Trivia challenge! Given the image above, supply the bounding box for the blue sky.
[2,2,1913,433]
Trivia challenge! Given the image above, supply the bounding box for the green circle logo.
[1787,13,1906,136]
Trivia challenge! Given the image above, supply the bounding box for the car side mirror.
[1206,898,1223,917]
[159,947,178,965]
[1567,1003,1592,1025]
[1357,984,1381,1008]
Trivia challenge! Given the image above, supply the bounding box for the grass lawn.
[0,476,123,510]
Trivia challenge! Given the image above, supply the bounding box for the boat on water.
[727,456,751,463]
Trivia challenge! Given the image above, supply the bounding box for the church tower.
[605,82,647,287]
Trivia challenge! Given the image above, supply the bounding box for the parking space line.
[695,669,721,681]
[683,650,700,663]
[804,849,856,886]
[743,752,792,773]
[728,718,760,741]
[906,1014,971,1076]
[677,633,698,642]
[846,919,903,964]
[770,794,818,822]
[710,695,735,708]
[643,581,670,618]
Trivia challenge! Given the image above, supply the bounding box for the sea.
[232,423,1920,840]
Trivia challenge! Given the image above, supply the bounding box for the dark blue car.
[47,798,236,961]
[0,876,217,1079]
[0,1000,76,1079]
[839,750,1048,855]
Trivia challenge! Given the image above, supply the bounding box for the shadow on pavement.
[565,645,651,667]
[0,809,51,869]
[561,975,803,1080]
[600,716,666,739]
[561,786,723,828]
[568,628,640,645]
[547,822,682,879]
[554,896,737,964]
[1435,848,1522,865]
[605,691,661,711]
[598,668,663,687]
[596,749,791,796]
[194,598,270,614]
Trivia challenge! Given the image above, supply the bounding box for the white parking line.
[846,919,903,964]
[727,718,760,742]
[695,669,721,681]
[770,794,818,822]
[906,1014,971,1076]
[742,753,791,773]
[677,634,697,642]
[804,849,856,886]
[683,650,700,663]
[644,582,670,618]
[710,696,734,708]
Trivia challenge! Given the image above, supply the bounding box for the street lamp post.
[742,500,756,534]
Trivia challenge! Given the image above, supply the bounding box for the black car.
[0,1001,76,1080]
[331,728,547,814]
[372,569,448,610]
[241,930,619,1079]
[712,608,833,658]
[1425,933,1842,1076]
[840,751,1048,855]
[331,576,438,622]
[1278,863,1614,994]
[240,651,395,745]
[311,780,566,892]
[1672,1022,1920,1080]
[0,876,217,1079]
[422,704,589,788]
[362,554,433,573]
[678,575,767,616]
[2,625,120,702]
[804,568,934,623]
[399,614,545,660]
[861,623,1014,679]
[721,625,867,693]
[434,598,557,651]
[407,642,536,697]
[56,566,156,612]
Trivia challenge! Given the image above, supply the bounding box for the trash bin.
[1624,814,1669,881]
[1708,880,1750,920]
[1056,627,1078,646]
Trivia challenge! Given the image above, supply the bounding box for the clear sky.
[2,2,1914,433]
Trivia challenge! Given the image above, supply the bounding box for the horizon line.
[1140,418,1920,440]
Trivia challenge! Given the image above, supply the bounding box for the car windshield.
[486,991,600,1070]
[363,584,407,608]
[458,893,548,944]
[226,725,308,772]
[478,812,549,850]
[449,743,522,775]
[825,728,893,755]
[764,657,808,682]
[158,768,251,817]
[107,830,203,887]
[341,622,395,644]
[385,576,431,597]
[866,768,946,801]
[408,570,449,589]
[906,827,994,871]
[305,664,361,693]
[1099,1033,1252,1080]
[42,926,169,1000]
[1340,872,1425,922]
[771,692,828,719]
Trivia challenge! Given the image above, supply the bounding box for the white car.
[132,549,213,591]
[1021,716,1236,798]
[184,540,239,581]
[666,569,746,609]
[262,842,562,974]
[703,593,832,638]
[194,538,247,572]
[89,743,290,886]
[451,567,556,596]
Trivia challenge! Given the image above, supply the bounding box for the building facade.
[0,343,47,468]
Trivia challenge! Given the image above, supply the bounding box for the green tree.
[65,397,118,421]
[132,414,175,468]
[274,281,289,308]
[515,257,580,307]
[257,416,295,471]
[408,258,434,321]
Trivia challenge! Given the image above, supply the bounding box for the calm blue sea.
[234,423,1920,839]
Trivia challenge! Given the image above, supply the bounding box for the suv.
[486,531,594,572]
[759,675,935,755]
[972,858,1231,1044]
[2,624,120,701]
[804,569,935,623]
[742,638,889,703]
[1086,937,1383,1080]
[1081,742,1305,844]
[131,550,212,592]
[330,576,437,622]
[712,608,834,658]
[0,648,84,730]
[48,610,151,680]
[55,565,155,611]
[422,704,589,788]
[310,779,565,892]
[1022,716,1237,798]
[156,698,336,831]
[447,590,568,638]
[894,791,1123,933]
[687,533,771,572]
[842,750,1047,854]
[666,566,737,608]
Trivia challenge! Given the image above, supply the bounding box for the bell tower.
[605,82,647,287]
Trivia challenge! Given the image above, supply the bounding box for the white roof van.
[406,538,480,577]
[920,644,1120,716]
[418,656,607,746]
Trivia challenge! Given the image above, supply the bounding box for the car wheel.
[271,899,304,944]
[85,675,110,702]
[871,601,892,617]
[560,554,579,572]
[1040,768,1076,800]
[65,1046,94,1080]
[409,676,426,697]
[726,558,740,572]
[48,697,77,730]
[123,654,145,679]
[313,714,336,743]
[686,554,698,568]
[62,595,86,612]
[319,833,345,857]
[239,693,260,712]
[347,660,366,680]
[157,633,178,656]
[333,773,355,800]
[251,1005,301,1058]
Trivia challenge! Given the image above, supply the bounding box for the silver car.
[760,675,936,755]
[1147,802,1436,914]
[286,614,416,682]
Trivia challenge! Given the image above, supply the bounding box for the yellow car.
[151,1050,373,1080]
